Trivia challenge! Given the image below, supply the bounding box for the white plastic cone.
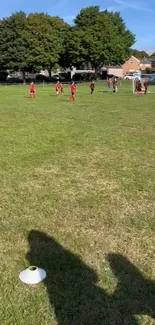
[19,266,46,285]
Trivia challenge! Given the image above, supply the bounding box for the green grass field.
[1,82,155,325]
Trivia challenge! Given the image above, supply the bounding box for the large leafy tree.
[0,7,135,73]
[74,6,100,28]
[59,27,87,69]
[23,13,69,76]
[0,12,27,72]
[0,12,69,76]
[65,7,135,70]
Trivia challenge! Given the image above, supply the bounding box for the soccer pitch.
[1,82,155,325]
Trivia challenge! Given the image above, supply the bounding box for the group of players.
[54,79,118,97]
[55,81,96,99]
[29,80,90,100]
[29,77,149,99]
[135,79,148,95]
[55,81,76,101]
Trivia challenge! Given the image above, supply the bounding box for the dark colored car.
[6,75,23,83]
[148,75,155,85]
[50,74,65,82]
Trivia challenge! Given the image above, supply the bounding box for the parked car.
[148,75,155,85]
[50,74,65,82]
[6,75,22,83]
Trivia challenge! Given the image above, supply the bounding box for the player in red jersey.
[90,81,95,94]
[29,82,35,98]
[144,80,148,94]
[69,82,76,101]
[107,79,111,90]
[55,81,60,96]
[137,80,142,95]
[135,79,139,92]
[59,83,64,93]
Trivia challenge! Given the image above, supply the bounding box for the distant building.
[122,56,140,73]
[107,66,123,78]
[140,59,152,71]
[122,56,154,74]
[151,60,155,70]
[100,66,123,78]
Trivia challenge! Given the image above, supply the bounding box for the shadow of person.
[27,230,155,325]
[107,254,155,321]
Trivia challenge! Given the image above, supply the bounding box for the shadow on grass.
[27,230,155,325]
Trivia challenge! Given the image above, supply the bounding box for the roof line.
[131,55,140,62]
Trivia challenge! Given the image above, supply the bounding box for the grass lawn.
[0,82,155,325]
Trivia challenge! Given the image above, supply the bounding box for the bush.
[145,67,152,74]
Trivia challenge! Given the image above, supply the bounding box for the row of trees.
[0,6,136,76]
[131,49,155,60]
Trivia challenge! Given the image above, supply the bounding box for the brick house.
[122,56,140,74]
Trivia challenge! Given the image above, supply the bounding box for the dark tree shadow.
[27,230,155,325]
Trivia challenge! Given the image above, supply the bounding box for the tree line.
[0,6,141,77]
[131,49,155,60]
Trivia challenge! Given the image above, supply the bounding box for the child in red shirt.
[137,81,142,94]
[144,80,148,94]
[69,82,76,101]
[55,81,60,96]
[59,83,64,93]
[107,79,111,90]
[90,81,95,94]
[29,82,35,98]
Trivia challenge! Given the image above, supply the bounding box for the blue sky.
[1,0,155,53]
